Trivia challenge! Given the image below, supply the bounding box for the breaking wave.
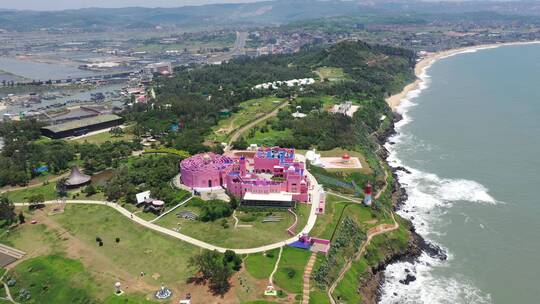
[379,57,495,303]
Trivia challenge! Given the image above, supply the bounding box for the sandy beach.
[386,40,540,111]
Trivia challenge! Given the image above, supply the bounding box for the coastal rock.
[395,166,412,174]
[356,107,446,303]
[399,274,416,285]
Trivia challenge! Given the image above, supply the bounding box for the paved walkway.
[268,246,283,287]
[149,196,192,223]
[301,252,318,304]
[14,194,320,254]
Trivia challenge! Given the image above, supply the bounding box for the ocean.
[380,44,540,303]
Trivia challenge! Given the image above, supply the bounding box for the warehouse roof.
[42,114,122,133]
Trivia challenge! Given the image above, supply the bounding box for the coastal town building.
[331,101,359,117]
[179,147,310,207]
[143,62,173,76]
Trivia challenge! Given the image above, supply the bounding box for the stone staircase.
[301,252,318,304]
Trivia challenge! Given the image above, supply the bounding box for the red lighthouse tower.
[363,183,372,206]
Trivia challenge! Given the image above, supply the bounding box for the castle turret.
[239,156,247,176]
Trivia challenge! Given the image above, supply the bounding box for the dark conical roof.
[66,166,91,186]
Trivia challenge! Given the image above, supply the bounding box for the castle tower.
[363,183,372,206]
[239,156,247,177]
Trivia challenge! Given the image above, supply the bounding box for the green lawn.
[0,221,61,257]
[311,194,385,241]
[332,257,369,303]
[244,248,279,280]
[104,294,157,304]
[3,183,58,203]
[246,124,293,147]
[8,255,98,303]
[274,247,311,294]
[309,253,331,304]
[1,205,202,302]
[208,97,286,143]
[73,130,133,145]
[155,202,309,248]
[309,289,331,304]
[6,255,160,304]
[53,205,198,285]
[315,67,346,81]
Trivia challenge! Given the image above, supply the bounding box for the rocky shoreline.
[358,113,447,304]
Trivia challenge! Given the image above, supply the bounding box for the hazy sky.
[0,0,264,11]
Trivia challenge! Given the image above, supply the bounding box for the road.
[209,31,248,64]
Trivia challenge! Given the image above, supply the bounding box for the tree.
[0,196,16,227]
[232,137,248,150]
[83,184,97,197]
[109,127,124,137]
[27,194,45,210]
[56,178,68,198]
[188,250,234,295]
[18,212,25,224]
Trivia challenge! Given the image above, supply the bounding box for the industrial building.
[41,114,123,139]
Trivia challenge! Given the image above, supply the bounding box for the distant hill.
[2,0,540,31]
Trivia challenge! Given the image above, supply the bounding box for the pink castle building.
[180,152,234,188]
[179,147,309,206]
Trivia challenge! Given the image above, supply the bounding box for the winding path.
[225,101,289,150]
[13,185,319,255]
[327,211,398,304]
[268,246,283,287]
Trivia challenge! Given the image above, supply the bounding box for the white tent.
[136,191,151,204]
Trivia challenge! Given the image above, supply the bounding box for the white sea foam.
[379,56,495,303]
[380,253,492,304]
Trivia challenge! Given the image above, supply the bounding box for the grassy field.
[53,205,198,285]
[7,255,98,303]
[333,224,410,303]
[6,255,163,304]
[1,203,199,300]
[208,97,286,143]
[155,202,309,248]
[310,194,386,241]
[273,247,311,294]
[245,122,293,147]
[244,248,279,280]
[2,183,59,203]
[315,67,346,81]
[73,130,134,145]
[332,256,369,303]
